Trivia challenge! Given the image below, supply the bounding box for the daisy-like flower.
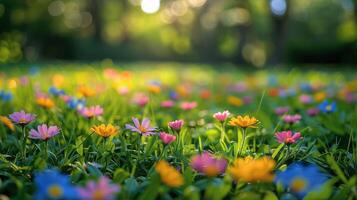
[229,156,276,182]
[318,100,337,113]
[34,169,78,200]
[78,176,120,200]
[283,114,302,124]
[90,124,118,138]
[168,119,184,131]
[180,101,197,110]
[190,152,227,177]
[275,163,328,198]
[9,110,36,125]
[79,105,103,118]
[155,160,184,187]
[275,131,301,144]
[213,110,230,122]
[229,115,258,128]
[29,124,60,140]
[0,116,15,131]
[159,132,176,145]
[125,117,156,136]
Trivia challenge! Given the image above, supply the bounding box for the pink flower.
[78,176,120,200]
[79,105,103,118]
[275,131,301,144]
[159,132,176,145]
[160,100,175,108]
[307,108,319,116]
[190,152,227,177]
[180,101,197,110]
[283,114,301,124]
[299,94,312,104]
[213,110,230,122]
[168,120,184,131]
[125,117,156,136]
[117,86,129,95]
[275,107,289,115]
[132,93,149,107]
[29,124,60,140]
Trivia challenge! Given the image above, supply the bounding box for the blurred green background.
[0,0,357,66]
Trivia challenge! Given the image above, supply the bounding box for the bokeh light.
[141,0,160,14]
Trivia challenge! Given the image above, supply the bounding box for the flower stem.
[21,126,27,159]
[238,128,246,156]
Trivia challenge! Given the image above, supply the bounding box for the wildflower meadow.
[0,63,356,200]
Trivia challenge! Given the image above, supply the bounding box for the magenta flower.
[299,94,312,104]
[275,131,301,144]
[125,117,156,136]
[9,110,36,125]
[29,124,60,140]
[190,152,227,177]
[307,108,319,116]
[160,100,175,108]
[168,119,184,131]
[275,107,289,115]
[283,114,301,124]
[79,105,103,118]
[180,101,197,110]
[159,132,176,145]
[132,93,149,107]
[213,110,230,122]
[78,176,120,200]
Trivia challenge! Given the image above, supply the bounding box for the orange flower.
[78,85,96,97]
[229,156,276,182]
[90,124,118,138]
[36,97,55,109]
[155,160,184,187]
[229,115,258,128]
[0,116,15,131]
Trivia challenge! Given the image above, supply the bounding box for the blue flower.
[169,90,179,100]
[67,98,85,110]
[275,163,328,198]
[49,87,65,96]
[34,169,78,200]
[0,90,13,101]
[300,83,312,92]
[318,100,336,113]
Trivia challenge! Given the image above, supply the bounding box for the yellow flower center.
[92,190,105,200]
[138,125,147,133]
[47,184,63,198]
[326,105,332,111]
[204,166,220,177]
[291,177,307,193]
[19,118,27,123]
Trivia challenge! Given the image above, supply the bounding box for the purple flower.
[190,152,227,177]
[299,94,312,104]
[125,117,156,136]
[9,110,36,125]
[307,108,319,116]
[275,131,301,144]
[78,176,120,200]
[168,120,184,131]
[275,107,289,116]
[29,124,60,140]
[283,114,302,124]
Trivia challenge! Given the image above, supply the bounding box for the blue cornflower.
[0,90,13,101]
[169,90,179,100]
[34,169,78,200]
[275,163,328,198]
[49,87,65,96]
[318,100,336,113]
[67,98,85,110]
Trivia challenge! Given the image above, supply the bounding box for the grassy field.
[0,63,356,200]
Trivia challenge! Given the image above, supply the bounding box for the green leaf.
[272,143,285,159]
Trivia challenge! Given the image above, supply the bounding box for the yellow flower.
[314,92,326,102]
[155,160,184,187]
[36,97,55,109]
[148,85,161,94]
[229,115,258,128]
[0,116,15,131]
[227,96,243,107]
[91,124,118,138]
[228,156,275,182]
